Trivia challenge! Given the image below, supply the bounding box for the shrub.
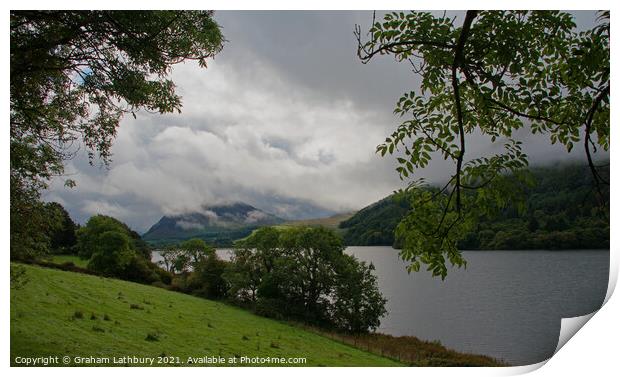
[120,255,160,284]
[87,231,133,276]
[187,254,229,299]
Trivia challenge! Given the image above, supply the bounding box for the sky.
[44,10,604,233]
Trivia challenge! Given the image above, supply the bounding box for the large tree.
[356,11,609,278]
[10,11,224,259]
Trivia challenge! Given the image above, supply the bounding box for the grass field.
[46,254,89,268]
[10,264,402,367]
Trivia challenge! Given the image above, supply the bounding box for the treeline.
[15,205,387,334]
[340,196,410,246]
[164,227,387,333]
[340,163,609,250]
[459,163,609,250]
[11,206,174,286]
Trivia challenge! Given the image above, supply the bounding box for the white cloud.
[245,210,268,223]
[43,11,603,232]
[176,220,204,230]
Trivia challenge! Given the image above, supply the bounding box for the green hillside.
[10,264,401,367]
[340,163,609,250]
[283,212,354,233]
[339,196,410,247]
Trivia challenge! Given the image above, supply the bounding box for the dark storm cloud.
[44,10,605,232]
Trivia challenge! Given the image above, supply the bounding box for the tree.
[10,200,64,260]
[87,231,133,276]
[180,238,215,266]
[279,227,344,320]
[331,255,387,333]
[226,226,388,332]
[356,11,609,278]
[158,246,182,274]
[225,243,267,303]
[45,202,78,253]
[77,214,167,283]
[189,254,230,299]
[76,214,128,259]
[10,11,224,259]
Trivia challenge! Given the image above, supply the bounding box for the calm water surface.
[154,247,609,365]
[348,247,609,365]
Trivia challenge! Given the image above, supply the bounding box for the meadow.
[10,263,401,367]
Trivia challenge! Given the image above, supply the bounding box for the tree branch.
[451,10,478,212]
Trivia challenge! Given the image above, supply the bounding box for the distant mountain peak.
[142,202,284,246]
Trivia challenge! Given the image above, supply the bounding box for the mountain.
[340,163,609,250]
[143,202,284,247]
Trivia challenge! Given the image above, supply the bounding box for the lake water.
[348,247,609,366]
[153,247,609,366]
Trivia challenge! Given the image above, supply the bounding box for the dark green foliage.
[46,202,78,254]
[75,214,168,284]
[158,238,215,275]
[458,163,610,250]
[342,163,609,251]
[340,196,410,247]
[11,201,69,260]
[331,255,387,333]
[180,238,215,265]
[357,11,609,277]
[225,226,388,333]
[77,215,151,260]
[87,231,133,276]
[10,11,224,261]
[121,255,164,285]
[188,254,230,299]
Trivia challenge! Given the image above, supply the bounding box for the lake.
[153,247,609,366]
[348,247,609,366]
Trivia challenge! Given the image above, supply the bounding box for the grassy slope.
[283,212,355,230]
[10,264,401,367]
[46,255,89,268]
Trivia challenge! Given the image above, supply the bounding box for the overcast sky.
[44,10,604,232]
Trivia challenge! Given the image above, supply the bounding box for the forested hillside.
[340,163,609,250]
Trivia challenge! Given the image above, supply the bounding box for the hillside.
[283,212,354,233]
[11,264,401,366]
[340,163,609,250]
[143,202,284,247]
[339,196,410,246]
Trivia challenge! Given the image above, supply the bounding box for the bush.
[120,255,160,284]
[188,254,229,299]
[87,231,133,276]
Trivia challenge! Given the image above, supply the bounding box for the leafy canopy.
[10,11,224,259]
[228,226,387,333]
[356,11,609,278]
